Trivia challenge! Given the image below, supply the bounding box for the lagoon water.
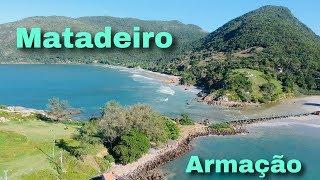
[0,64,319,179]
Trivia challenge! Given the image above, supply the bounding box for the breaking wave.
[157,86,175,95]
[160,97,169,102]
[131,74,155,82]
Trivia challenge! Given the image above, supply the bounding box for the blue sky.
[1,0,319,35]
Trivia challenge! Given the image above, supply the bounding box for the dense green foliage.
[210,122,230,130]
[210,69,283,102]
[225,71,253,102]
[164,120,180,140]
[167,6,320,102]
[178,113,194,125]
[98,101,179,145]
[113,130,150,164]
[210,122,234,132]
[74,101,180,164]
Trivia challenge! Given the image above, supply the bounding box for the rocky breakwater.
[228,112,316,126]
[109,124,246,180]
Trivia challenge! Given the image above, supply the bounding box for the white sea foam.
[119,68,131,72]
[160,97,169,102]
[291,122,320,128]
[188,88,201,94]
[157,86,175,95]
[250,120,320,129]
[131,74,155,82]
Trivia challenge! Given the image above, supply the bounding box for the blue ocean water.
[0,64,241,120]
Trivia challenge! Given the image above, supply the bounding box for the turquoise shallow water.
[0,64,319,179]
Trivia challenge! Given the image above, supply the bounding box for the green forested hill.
[0,16,207,65]
[172,5,320,103]
[200,6,320,52]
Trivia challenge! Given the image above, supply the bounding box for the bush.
[210,122,233,132]
[104,154,115,163]
[112,130,150,164]
[99,102,176,145]
[226,72,252,93]
[95,155,114,171]
[260,82,276,94]
[258,94,272,103]
[47,97,81,121]
[0,105,7,110]
[75,120,101,144]
[164,120,180,140]
[179,113,194,125]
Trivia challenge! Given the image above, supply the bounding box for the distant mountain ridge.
[0,16,207,65]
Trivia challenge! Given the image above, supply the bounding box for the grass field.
[231,68,283,102]
[0,109,110,179]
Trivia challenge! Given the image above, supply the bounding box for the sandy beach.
[98,64,181,85]
[246,96,320,128]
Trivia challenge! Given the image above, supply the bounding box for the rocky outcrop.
[197,93,259,107]
[6,106,46,116]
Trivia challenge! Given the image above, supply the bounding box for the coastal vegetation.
[71,101,180,164]
[162,6,320,104]
[177,113,194,125]
[47,97,81,121]
[0,99,182,179]
[210,122,234,133]
[212,69,283,103]
[112,130,150,164]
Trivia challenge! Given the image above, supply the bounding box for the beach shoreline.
[96,64,181,85]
